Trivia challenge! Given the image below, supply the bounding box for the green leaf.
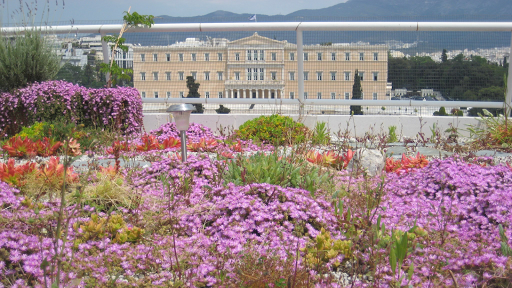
[40,258,49,270]
[407,262,414,281]
[390,247,397,275]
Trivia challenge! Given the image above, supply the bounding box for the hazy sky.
[1,0,348,24]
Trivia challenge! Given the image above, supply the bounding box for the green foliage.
[101,10,154,87]
[72,214,144,247]
[433,106,449,116]
[388,53,507,101]
[236,115,309,146]
[0,29,59,92]
[389,226,417,285]
[387,126,398,143]
[311,122,330,145]
[498,224,512,257]
[186,76,204,113]
[215,105,231,114]
[303,228,352,269]
[350,69,363,115]
[224,152,333,195]
[467,109,512,148]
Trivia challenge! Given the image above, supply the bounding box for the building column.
[256,90,259,99]
[243,89,246,98]
[225,89,228,99]
[230,90,234,99]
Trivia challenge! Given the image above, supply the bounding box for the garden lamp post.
[167,104,196,162]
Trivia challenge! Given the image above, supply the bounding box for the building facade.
[133,33,388,101]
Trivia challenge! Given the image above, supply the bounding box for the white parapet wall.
[143,113,483,139]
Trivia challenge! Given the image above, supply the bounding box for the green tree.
[441,49,448,63]
[81,63,95,87]
[350,69,363,115]
[0,29,60,92]
[54,63,83,84]
[186,76,204,113]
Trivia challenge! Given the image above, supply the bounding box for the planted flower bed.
[1,82,512,287]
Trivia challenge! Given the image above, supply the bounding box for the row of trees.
[388,50,508,101]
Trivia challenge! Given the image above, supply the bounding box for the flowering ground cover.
[1,119,512,287]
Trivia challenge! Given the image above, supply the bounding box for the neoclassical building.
[133,33,388,101]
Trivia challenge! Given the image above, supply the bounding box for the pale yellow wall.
[133,35,388,101]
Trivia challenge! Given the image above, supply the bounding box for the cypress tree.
[350,69,363,115]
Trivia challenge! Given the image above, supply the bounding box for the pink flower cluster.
[0,81,143,134]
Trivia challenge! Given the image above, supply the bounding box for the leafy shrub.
[433,106,449,116]
[311,121,330,145]
[215,105,231,114]
[236,114,309,145]
[0,29,59,93]
[0,80,143,136]
[467,109,512,149]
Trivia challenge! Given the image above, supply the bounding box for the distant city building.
[133,33,389,100]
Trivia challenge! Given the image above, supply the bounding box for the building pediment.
[229,32,285,47]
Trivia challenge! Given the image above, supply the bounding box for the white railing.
[3,22,512,114]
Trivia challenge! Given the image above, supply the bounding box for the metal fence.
[2,21,511,116]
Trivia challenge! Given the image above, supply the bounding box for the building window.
[141,54,145,62]
[271,52,277,61]
[359,72,364,81]
[303,53,309,61]
[317,72,322,81]
[141,91,146,98]
[247,68,252,80]
[304,72,309,81]
[217,72,223,80]
[153,54,158,61]
[290,92,294,99]
[304,92,308,99]
[179,91,184,98]
[178,72,184,80]
[345,52,350,61]
[235,72,240,80]
[235,53,240,61]
[330,72,336,81]
[218,53,223,61]
[140,72,146,81]
[166,72,171,81]
[191,53,196,61]
[373,92,378,100]
[166,91,171,98]
[271,91,275,99]
[373,72,378,81]
[260,50,264,61]
[178,53,183,61]
[289,72,295,81]
[344,72,350,81]
[317,92,322,99]
[253,68,258,81]
[153,72,158,81]
[204,53,209,61]
[191,72,197,80]
[373,52,378,61]
[317,53,322,61]
[204,72,210,81]
[260,68,264,80]
[361,92,364,99]
[290,52,295,61]
[345,92,350,99]
[218,92,223,98]
[252,50,257,61]
[205,91,210,98]
[359,52,364,61]
[247,50,252,61]
[271,72,276,80]
[331,52,336,61]
[166,53,170,61]
[331,92,336,99]
[154,91,159,98]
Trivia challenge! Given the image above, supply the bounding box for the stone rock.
[347,148,385,176]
